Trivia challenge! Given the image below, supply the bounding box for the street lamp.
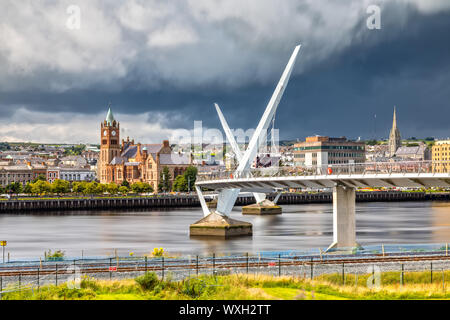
[188,176,191,194]
[162,173,166,194]
[1,240,6,264]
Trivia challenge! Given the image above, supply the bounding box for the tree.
[83,182,99,195]
[141,182,153,193]
[72,181,87,194]
[95,183,107,194]
[51,179,70,195]
[365,139,378,146]
[31,180,51,194]
[159,166,172,193]
[183,166,197,192]
[130,182,143,193]
[121,180,130,188]
[7,182,23,195]
[32,174,47,183]
[130,182,153,193]
[24,182,33,194]
[107,182,119,194]
[119,186,129,195]
[63,144,86,156]
[173,175,187,192]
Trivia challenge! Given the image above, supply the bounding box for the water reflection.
[0,202,449,259]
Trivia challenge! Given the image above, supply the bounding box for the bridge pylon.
[191,44,301,237]
[326,185,360,252]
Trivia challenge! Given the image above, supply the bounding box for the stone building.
[98,108,191,191]
[394,143,431,161]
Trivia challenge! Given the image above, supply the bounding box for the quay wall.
[0,192,448,212]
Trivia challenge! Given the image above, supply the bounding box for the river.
[0,201,449,259]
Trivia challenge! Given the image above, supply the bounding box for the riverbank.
[0,191,449,213]
[2,271,449,300]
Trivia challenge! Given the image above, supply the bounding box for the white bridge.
[194,44,450,250]
[196,162,450,250]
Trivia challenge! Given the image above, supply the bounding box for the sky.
[0,0,450,144]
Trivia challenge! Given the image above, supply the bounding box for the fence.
[1,244,450,296]
[197,160,450,182]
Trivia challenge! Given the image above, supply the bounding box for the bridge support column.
[190,188,252,238]
[242,199,282,215]
[326,185,358,251]
[242,192,282,215]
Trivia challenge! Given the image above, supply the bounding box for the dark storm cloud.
[1,0,450,142]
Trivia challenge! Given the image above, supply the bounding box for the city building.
[59,155,88,167]
[388,107,402,157]
[0,165,34,187]
[365,144,390,162]
[98,108,191,190]
[293,136,365,167]
[432,140,450,173]
[394,143,431,161]
[47,168,60,183]
[58,167,96,182]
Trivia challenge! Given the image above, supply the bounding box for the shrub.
[135,272,160,291]
[182,278,207,298]
[45,249,65,261]
[80,275,99,291]
[152,247,164,257]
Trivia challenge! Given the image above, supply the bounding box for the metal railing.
[197,160,450,182]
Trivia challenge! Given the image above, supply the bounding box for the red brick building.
[98,108,191,191]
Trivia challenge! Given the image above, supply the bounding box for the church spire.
[392,106,397,128]
[105,103,115,126]
[388,106,401,157]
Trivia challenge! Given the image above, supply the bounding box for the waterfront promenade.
[0,191,449,212]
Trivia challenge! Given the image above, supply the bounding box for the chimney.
[137,143,141,155]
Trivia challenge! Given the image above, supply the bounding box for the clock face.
[103,130,107,136]
[111,130,116,136]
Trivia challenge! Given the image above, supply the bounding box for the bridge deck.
[197,166,450,191]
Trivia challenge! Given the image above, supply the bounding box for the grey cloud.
[1,0,450,143]
[0,0,402,92]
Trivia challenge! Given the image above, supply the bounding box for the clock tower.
[99,107,120,183]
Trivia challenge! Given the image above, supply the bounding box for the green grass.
[1,271,449,300]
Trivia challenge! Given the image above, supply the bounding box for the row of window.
[329,152,364,158]
[294,145,364,151]
[295,159,365,166]
[294,152,364,158]
[60,174,94,181]
[0,173,33,178]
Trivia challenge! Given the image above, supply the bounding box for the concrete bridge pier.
[326,185,358,252]
[190,187,253,238]
[241,192,282,215]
